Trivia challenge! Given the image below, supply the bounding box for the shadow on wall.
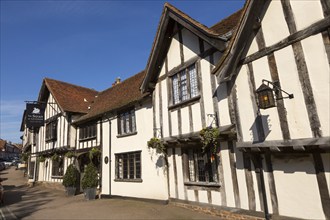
[250,114,270,143]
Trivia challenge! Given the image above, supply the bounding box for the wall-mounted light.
[256,80,294,110]
[207,113,218,128]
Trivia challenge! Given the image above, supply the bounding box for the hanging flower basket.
[147,137,166,155]
[89,147,101,161]
[199,127,220,155]
[21,152,30,162]
[65,151,76,159]
[37,155,46,163]
[51,153,60,161]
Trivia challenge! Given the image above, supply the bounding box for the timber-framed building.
[20,1,330,219]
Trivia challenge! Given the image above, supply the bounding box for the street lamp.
[256,80,294,110]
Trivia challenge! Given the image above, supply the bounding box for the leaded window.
[115,151,141,180]
[45,120,57,142]
[172,64,199,105]
[118,109,136,135]
[187,148,218,183]
[52,158,64,177]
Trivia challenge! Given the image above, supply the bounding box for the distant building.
[0,139,21,160]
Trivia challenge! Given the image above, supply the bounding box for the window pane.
[172,74,180,104]
[180,71,188,101]
[123,154,128,179]
[129,154,135,179]
[188,150,195,182]
[131,110,136,132]
[189,65,198,98]
[135,153,141,179]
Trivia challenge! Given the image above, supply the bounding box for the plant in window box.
[62,164,79,196]
[147,137,166,155]
[199,127,220,156]
[65,151,76,159]
[51,153,60,162]
[81,163,98,200]
[37,155,46,163]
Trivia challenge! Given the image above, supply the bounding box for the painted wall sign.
[26,103,45,128]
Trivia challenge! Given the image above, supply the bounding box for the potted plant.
[147,137,166,155]
[81,163,98,200]
[199,127,220,155]
[62,164,79,196]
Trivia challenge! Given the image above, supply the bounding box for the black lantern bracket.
[262,79,294,100]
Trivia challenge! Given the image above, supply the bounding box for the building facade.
[20,1,329,219]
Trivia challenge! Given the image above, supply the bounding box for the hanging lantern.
[256,83,276,109]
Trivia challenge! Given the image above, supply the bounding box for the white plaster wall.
[161,80,170,138]
[236,66,258,142]
[158,62,166,78]
[187,189,195,201]
[200,58,214,126]
[182,28,200,61]
[198,190,209,204]
[261,0,290,47]
[110,105,167,200]
[291,0,324,31]
[191,103,202,132]
[246,38,259,57]
[174,148,185,200]
[301,34,330,136]
[180,107,190,134]
[171,110,179,136]
[253,57,283,141]
[251,161,262,212]
[167,34,181,71]
[275,46,313,139]
[155,83,160,132]
[220,142,236,208]
[217,82,231,126]
[272,155,325,219]
[235,149,249,210]
[101,121,110,195]
[167,149,176,198]
[211,191,221,206]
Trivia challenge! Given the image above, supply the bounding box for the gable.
[141,3,239,93]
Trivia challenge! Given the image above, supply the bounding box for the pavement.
[0,166,220,219]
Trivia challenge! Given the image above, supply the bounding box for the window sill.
[117,131,137,138]
[168,95,200,110]
[45,139,57,143]
[114,178,143,183]
[51,176,63,179]
[184,181,220,191]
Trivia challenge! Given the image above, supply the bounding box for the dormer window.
[117,108,136,136]
[172,64,199,105]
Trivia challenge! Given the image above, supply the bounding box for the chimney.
[112,77,121,86]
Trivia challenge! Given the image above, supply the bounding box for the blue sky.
[0,0,244,143]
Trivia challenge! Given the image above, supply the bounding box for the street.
[0,166,220,220]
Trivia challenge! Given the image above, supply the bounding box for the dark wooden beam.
[242,16,330,64]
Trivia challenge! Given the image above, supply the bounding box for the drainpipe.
[109,119,112,197]
[252,153,270,220]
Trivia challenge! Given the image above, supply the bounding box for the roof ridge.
[44,77,98,93]
[210,8,244,30]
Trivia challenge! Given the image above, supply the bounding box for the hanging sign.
[26,103,45,128]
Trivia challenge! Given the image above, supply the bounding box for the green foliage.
[62,164,79,187]
[81,163,98,189]
[199,127,220,154]
[147,137,166,155]
[89,147,101,161]
[21,152,30,162]
[65,151,76,159]
[51,153,59,161]
[37,155,46,163]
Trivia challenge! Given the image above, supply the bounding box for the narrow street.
[0,166,221,220]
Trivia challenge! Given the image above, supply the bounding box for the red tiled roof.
[0,139,5,150]
[75,71,148,123]
[210,9,243,36]
[43,78,98,114]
